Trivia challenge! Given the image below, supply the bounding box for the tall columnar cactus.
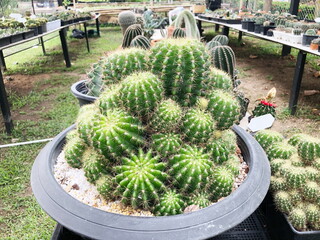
[172,27,186,38]
[130,35,151,50]
[274,191,293,214]
[210,45,236,79]
[266,142,296,160]
[122,24,143,48]
[169,145,212,192]
[306,204,320,230]
[212,35,229,45]
[297,136,320,162]
[288,208,307,231]
[182,108,216,143]
[252,100,276,117]
[254,130,284,151]
[150,39,211,106]
[154,190,186,216]
[205,40,222,51]
[97,84,122,114]
[82,148,107,183]
[151,133,182,158]
[207,89,240,129]
[120,72,163,117]
[90,109,145,160]
[114,149,168,209]
[205,68,233,91]
[96,174,115,200]
[118,11,136,34]
[85,60,105,97]
[173,10,200,39]
[188,191,211,208]
[63,130,86,168]
[150,99,183,132]
[210,166,234,200]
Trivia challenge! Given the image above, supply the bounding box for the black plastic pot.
[29,27,39,36]
[254,24,261,33]
[247,21,255,32]
[266,30,274,37]
[31,125,270,240]
[71,80,97,106]
[10,33,24,43]
[302,35,319,46]
[23,30,35,39]
[0,36,11,47]
[261,26,276,35]
[241,21,249,29]
[37,25,44,34]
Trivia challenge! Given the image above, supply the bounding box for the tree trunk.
[263,0,272,12]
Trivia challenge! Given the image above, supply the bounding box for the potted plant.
[247,17,256,32]
[310,37,320,50]
[260,21,276,35]
[254,16,265,34]
[302,29,319,46]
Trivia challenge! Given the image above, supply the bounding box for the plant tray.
[10,33,24,43]
[23,30,35,39]
[215,18,242,24]
[0,36,11,48]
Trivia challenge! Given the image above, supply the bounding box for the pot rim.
[70,80,97,102]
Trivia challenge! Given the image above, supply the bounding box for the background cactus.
[252,100,276,117]
[154,190,186,216]
[254,129,284,151]
[130,35,151,50]
[266,141,296,160]
[210,45,236,79]
[118,11,136,34]
[151,133,182,158]
[122,24,143,48]
[212,35,229,45]
[173,10,200,39]
[205,40,221,51]
[297,136,320,162]
[172,27,186,38]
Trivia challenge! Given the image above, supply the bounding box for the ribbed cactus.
[280,165,306,188]
[207,89,240,129]
[210,166,234,200]
[297,136,320,162]
[266,142,296,160]
[212,35,229,45]
[210,45,236,79]
[172,27,186,38]
[270,176,288,191]
[288,208,307,231]
[150,39,211,106]
[122,24,143,48]
[188,191,211,208]
[220,129,237,153]
[293,28,302,35]
[205,68,233,91]
[313,158,320,170]
[252,100,276,117]
[151,133,182,158]
[288,189,302,205]
[120,72,163,117]
[173,10,200,39]
[206,137,232,164]
[118,11,136,34]
[154,190,185,216]
[270,158,286,174]
[182,108,215,143]
[130,35,151,50]
[114,149,168,209]
[97,84,121,114]
[274,191,293,214]
[91,109,145,160]
[306,204,320,230]
[303,181,320,201]
[82,148,107,183]
[169,145,212,192]
[85,60,105,97]
[254,130,284,151]
[290,154,304,167]
[305,166,319,181]
[150,99,183,133]
[205,40,221,51]
[63,130,86,168]
[96,174,115,200]
[288,133,308,146]
[223,154,240,176]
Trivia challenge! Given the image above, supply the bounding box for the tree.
[264,0,272,12]
[0,0,17,17]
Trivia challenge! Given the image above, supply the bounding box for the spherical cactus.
[313,158,320,170]
[293,28,302,35]
[205,68,233,92]
[114,149,168,209]
[103,48,149,86]
[90,109,145,160]
[289,154,304,167]
[254,130,284,151]
[288,189,303,205]
[210,45,236,78]
[210,166,234,200]
[303,181,320,202]
[206,137,232,164]
[280,165,306,188]
[82,148,108,183]
[122,24,143,48]
[169,145,213,192]
[288,208,307,231]
[207,89,240,129]
[212,35,229,45]
[154,190,185,216]
[98,84,122,114]
[219,129,237,152]
[118,11,136,34]
[130,35,151,50]
[270,158,286,174]
[96,174,115,200]
[274,191,293,214]
[252,100,276,117]
[266,142,296,160]
[305,166,319,181]
[120,72,163,117]
[150,99,183,133]
[85,60,105,97]
[297,136,320,162]
[188,191,211,208]
[150,38,211,106]
[205,40,221,51]
[270,176,288,191]
[63,130,86,168]
[288,133,308,146]
[223,154,240,176]
[172,27,186,38]
[305,204,320,230]
[182,108,216,143]
[151,133,182,158]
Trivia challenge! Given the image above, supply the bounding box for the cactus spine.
[151,133,182,158]
[205,68,233,91]
[210,166,234,200]
[154,190,186,216]
[130,35,151,50]
[266,142,296,160]
[210,45,236,79]
[118,11,136,34]
[188,191,212,208]
[97,84,122,114]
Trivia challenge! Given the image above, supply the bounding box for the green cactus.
[210,45,236,79]
[120,72,163,117]
[252,100,276,117]
[97,84,122,114]
[150,38,211,106]
[303,181,320,202]
[210,166,234,200]
[305,29,317,36]
[82,148,108,183]
[305,204,320,230]
[130,35,151,50]
[288,133,308,146]
[270,158,286,174]
[206,137,232,164]
[288,208,307,231]
[266,142,296,160]
[151,133,182,158]
[172,28,186,38]
[297,136,320,162]
[169,145,213,192]
[63,130,86,168]
[90,109,145,160]
[280,165,306,188]
[305,166,319,181]
[288,154,304,167]
[154,190,186,216]
[270,176,288,191]
[85,60,105,97]
[205,40,221,51]
[212,35,229,45]
[96,174,115,200]
[313,158,320,170]
[114,149,168,209]
[254,130,284,151]
[274,191,293,214]
[220,129,237,153]
[223,154,240,176]
[182,108,215,144]
[118,11,136,34]
[150,99,183,133]
[293,28,302,35]
[205,68,233,91]
[122,24,143,48]
[188,191,211,208]
[207,89,240,129]
[288,189,303,205]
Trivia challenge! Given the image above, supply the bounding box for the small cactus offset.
[205,40,221,51]
[96,174,115,200]
[223,154,240,176]
[154,190,186,216]
[151,133,182,158]
[288,208,307,231]
[254,129,284,151]
[270,176,288,191]
[114,149,168,209]
[169,145,213,192]
[207,89,240,129]
[266,142,296,160]
[82,148,108,183]
[97,84,122,114]
[63,130,86,168]
[210,166,234,200]
[130,35,151,50]
[188,191,212,208]
[274,191,293,214]
[205,68,233,91]
[280,165,306,188]
[122,24,143,48]
[210,45,236,79]
[303,181,320,202]
[118,11,136,34]
[172,28,186,38]
[297,136,320,162]
[212,35,229,45]
[305,204,320,230]
[85,60,105,97]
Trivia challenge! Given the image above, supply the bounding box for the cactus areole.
[31,125,270,240]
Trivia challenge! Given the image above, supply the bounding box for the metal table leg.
[0,50,6,71]
[238,31,243,42]
[39,37,46,55]
[0,69,13,134]
[197,20,203,37]
[281,45,291,56]
[95,18,100,37]
[215,24,220,32]
[222,26,229,37]
[289,50,307,115]
[59,28,71,68]
[84,22,90,53]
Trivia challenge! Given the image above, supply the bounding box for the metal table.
[196,17,320,116]
[0,16,100,134]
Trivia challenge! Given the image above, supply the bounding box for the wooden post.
[289,0,300,15]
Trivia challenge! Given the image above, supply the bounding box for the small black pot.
[10,33,24,43]
[84,16,91,21]
[247,21,255,32]
[254,24,261,33]
[70,80,97,106]
[0,36,11,47]
[23,30,35,39]
[261,26,276,35]
[29,27,39,36]
[37,25,44,34]
[241,21,249,30]
[302,35,319,46]
[266,30,274,37]
[61,20,68,26]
